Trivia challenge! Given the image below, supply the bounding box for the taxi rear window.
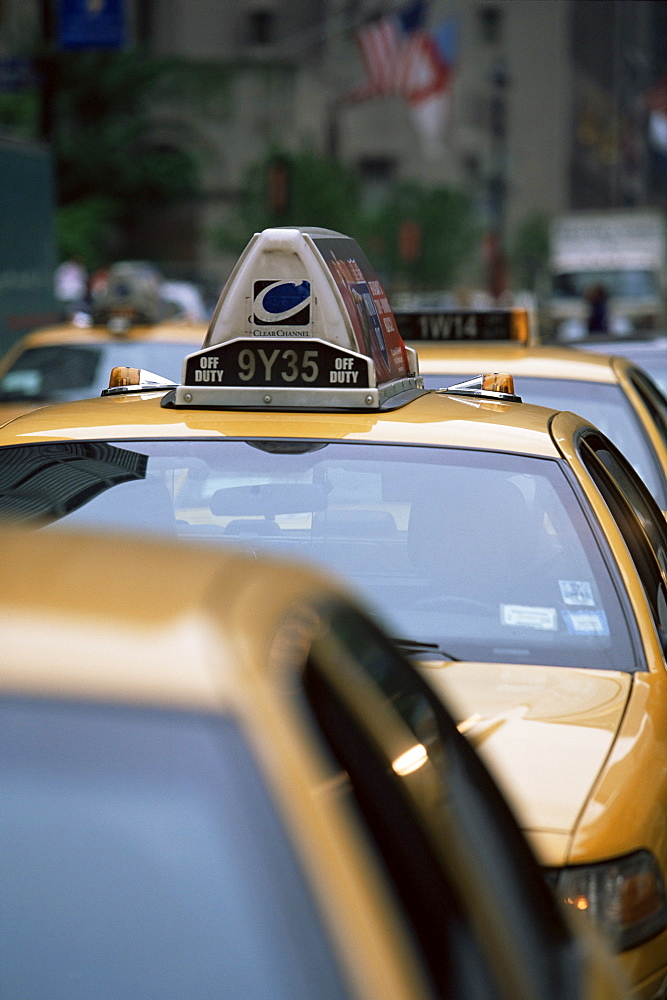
[0,697,352,1000]
[0,439,639,672]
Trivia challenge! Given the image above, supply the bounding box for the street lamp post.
[37,0,57,142]
[487,56,509,300]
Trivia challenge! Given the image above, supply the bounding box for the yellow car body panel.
[0,369,659,997]
[421,639,667,997]
[416,342,619,383]
[0,528,432,1000]
[0,228,641,996]
[0,320,208,355]
[0,385,561,457]
[420,661,633,861]
[0,527,629,1000]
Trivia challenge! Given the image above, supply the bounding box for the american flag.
[348,0,436,103]
[346,3,458,147]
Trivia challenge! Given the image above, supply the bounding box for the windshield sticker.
[559,579,595,606]
[501,604,558,631]
[562,609,610,637]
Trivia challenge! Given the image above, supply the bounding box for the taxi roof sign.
[395,308,532,345]
[94,260,164,330]
[166,227,424,411]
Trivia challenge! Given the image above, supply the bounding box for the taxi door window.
[303,604,576,1000]
[579,431,667,641]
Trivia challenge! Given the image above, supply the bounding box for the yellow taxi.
[395,308,667,511]
[0,226,666,996]
[0,258,207,424]
[574,332,667,398]
[0,528,626,1000]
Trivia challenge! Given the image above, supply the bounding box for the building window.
[478,5,503,45]
[358,157,397,209]
[247,10,275,46]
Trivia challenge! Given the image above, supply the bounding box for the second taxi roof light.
[395,306,533,345]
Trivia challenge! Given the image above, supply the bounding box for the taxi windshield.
[0,439,637,671]
[0,343,191,403]
[422,375,667,507]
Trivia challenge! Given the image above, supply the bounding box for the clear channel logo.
[252,280,311,326]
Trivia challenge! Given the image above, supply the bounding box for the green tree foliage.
[364,181,479,291]
[51,51,199,262]
[56,196,116,268]
[0,50,201,268]
[0,90,38,138]
[217,148,362,258]
[217,149,478,293]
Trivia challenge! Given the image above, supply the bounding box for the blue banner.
[58,0,126,50]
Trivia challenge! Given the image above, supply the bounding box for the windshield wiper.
[392,638,458,661]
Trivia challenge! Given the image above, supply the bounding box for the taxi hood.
[420,660,633,865]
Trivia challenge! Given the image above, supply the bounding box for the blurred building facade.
[1,0,665,290]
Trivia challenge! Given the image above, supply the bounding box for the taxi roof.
[0,527,349,709]
[0,386,564,459]
[415,341,627,384]
[0,320,207,355]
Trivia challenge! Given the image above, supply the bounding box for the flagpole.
[37,0,56,142]
[487,56,510,301]
[326,96,343,161]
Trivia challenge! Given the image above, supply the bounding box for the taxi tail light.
[549,850,667,952]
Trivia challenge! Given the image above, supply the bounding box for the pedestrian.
[586,283,609,335]
[54,257,88,319]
